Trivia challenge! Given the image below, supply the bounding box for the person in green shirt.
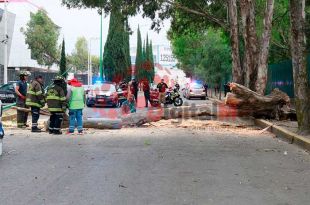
[67,78,85,134]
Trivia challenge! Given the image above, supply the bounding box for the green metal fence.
[266,55,310,98]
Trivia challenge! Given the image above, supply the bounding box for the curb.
[255,119,310,151]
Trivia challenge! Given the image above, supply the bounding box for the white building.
[0,2,58,71]
[0,7,15,65]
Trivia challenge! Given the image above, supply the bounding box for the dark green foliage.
[171,28,231,84]
[68,37,88,71]
[136,32,155,82]
[124,19,132,81]
[149,40,155,82]
[59,38,67,78]
[103,4,129,82]
[135,26,143,81]
[22,9,60,66]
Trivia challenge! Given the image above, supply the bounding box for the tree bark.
[225,83,294,119]
[228,0,244,84]
[256,0,275,95]
[289,0,310,134]
[240,0,259,90]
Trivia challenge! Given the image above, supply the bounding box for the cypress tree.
[135,26,143,81]
[103,4,127,83]
[59,38,67,78]
[145,34,152,82]
[149,40,155,83]
[142,40,146,62]
[140,39,148,81]
[124,19,132,81]
[145,34,150,62]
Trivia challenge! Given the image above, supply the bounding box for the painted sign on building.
[130,44,177,68]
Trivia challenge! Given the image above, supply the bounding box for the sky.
[6,0,171,55]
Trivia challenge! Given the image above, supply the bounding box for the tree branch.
[164,0,229,30]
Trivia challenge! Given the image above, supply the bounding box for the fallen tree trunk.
[121,104,214,127]
[225,83,296,119]
[43,105,214,130]
[83,118,122,129]
[12,106,51,116]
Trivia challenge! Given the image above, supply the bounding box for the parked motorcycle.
[165,88,183,107]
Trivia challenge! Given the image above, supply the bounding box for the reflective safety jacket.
[69,86,85,110]
[26,80,45,108]
[46,84,67,113]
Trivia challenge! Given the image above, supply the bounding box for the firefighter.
[15,71,30,128]
[46,76,67,135]
[26,75,45,132]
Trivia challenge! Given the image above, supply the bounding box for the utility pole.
[87,39,91,85]
[99,11,103,82]
[3,0,8,84]
[88,37,99,85]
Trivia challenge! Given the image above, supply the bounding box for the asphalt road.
[0,125,309,205]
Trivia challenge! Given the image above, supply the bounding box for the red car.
[86,82,119,107]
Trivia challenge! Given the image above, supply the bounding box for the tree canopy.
[69,37,89,71]
[22,9,60,67]
[103,3,130,82]
[171,28,231,85]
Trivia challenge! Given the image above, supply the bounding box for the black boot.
[53,130,62,135]
[31,127,42,133]
[49,129,54,134]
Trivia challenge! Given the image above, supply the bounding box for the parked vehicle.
[165,87,183,106]
[0,82,17,103]
[83,85,93,95]
[184,83,206,100]
[86,82,119,107]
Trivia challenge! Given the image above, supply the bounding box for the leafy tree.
[68,37,89,71]
[196,30,231,84]
[171,28,231,85]
[22,9,60,67]
[103,3,128,82]
[59,38,67,78]
[91,55,100,76]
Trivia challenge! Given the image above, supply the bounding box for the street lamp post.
[3,0,8,84]
[99,11,103,82]
[88,37,99,85]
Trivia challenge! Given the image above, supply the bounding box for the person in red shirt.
[142,79,150,107]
